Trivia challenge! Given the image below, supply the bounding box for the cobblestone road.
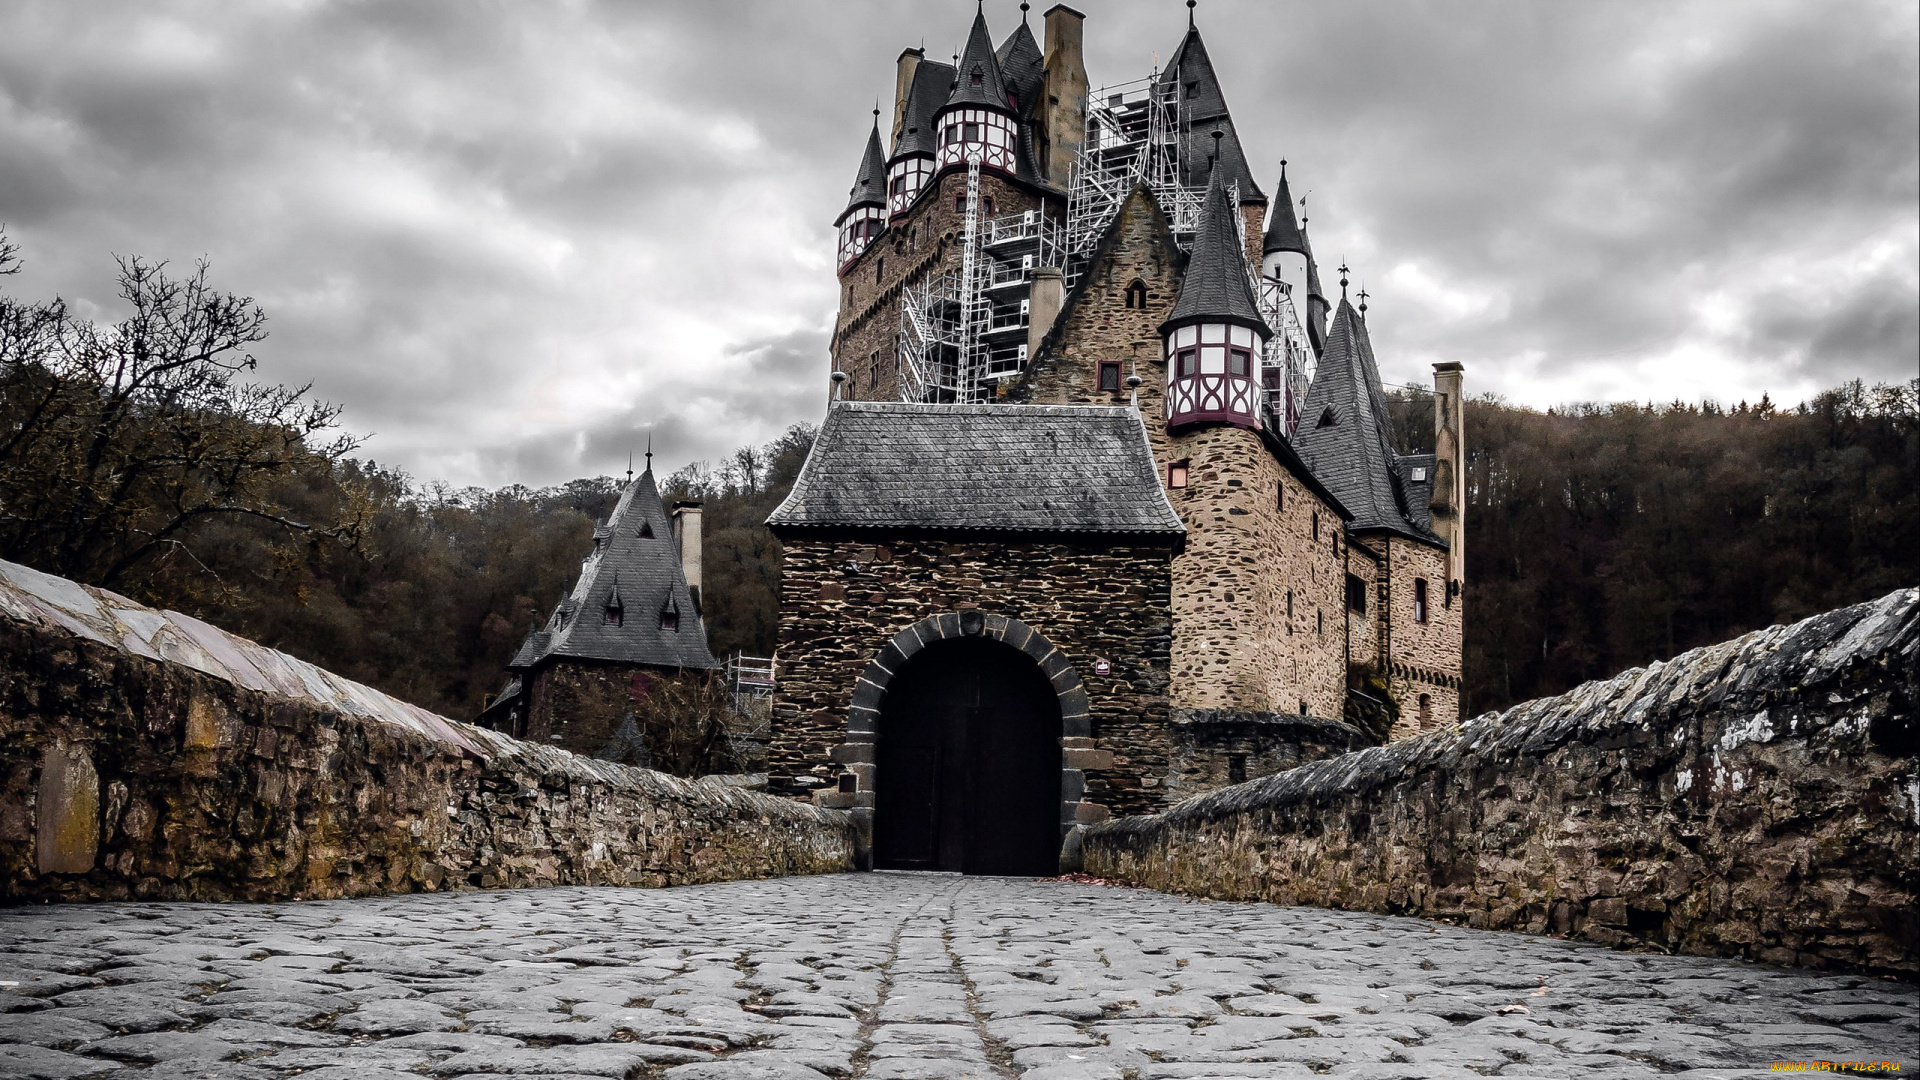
[2,874,1913,1080]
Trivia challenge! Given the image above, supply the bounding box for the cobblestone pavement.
[2,874,1914,1080]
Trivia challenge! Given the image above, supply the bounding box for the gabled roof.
[996,20,1044,118]
[510,469,718,672]
[837,121,888,224]
[767,402,1185,537]
[893,59,956,160]
[1263,163,1308,256]
[944,10,1013,113]
[1163,169,1269,335]
[1157,27,1264,202]
[1292,300,1443,545]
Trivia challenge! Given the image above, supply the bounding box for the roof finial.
[830,368,849,401]
[1188,0,1197,29]
[626,449,634,484]
[1338,261,1350,298]
[1021,0,1030,22]
[1357,283,1369,314]
[644,432,653,472]
[1280,158,1287,180]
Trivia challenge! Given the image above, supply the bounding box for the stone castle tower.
[770,4,1465,875]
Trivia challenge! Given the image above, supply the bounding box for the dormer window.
[1318,407,1337,428]
[660,598,681,632]
[970,67,983,86]
[638,521,654,539]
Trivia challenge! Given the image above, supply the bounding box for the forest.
[3,240,1916,721]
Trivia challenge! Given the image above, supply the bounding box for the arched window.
[1125,279,1147,309]
[1418,693,1433,727]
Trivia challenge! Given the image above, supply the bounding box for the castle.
[764,4,1467,875]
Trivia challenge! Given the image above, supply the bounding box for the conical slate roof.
[837,121,887,224]
[1157,27,1264,202]
[1292,299,1438,543]
[509,469,718,672]
[996,19,1044,117]
[893,59,956,160]
[944,9,1013,113]
[1263,163,1308,256]
[1163,170,1269,335]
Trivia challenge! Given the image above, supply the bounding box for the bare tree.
[0,234,365,593]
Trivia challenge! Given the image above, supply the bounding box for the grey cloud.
[0,0,1911,489]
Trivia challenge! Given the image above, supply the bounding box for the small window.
[638,521,654,539]
[1125,279,1147,309]
[1418,693,1433,727]
[876,257,885,283]
[1098,361,1121,391]
[1346,573,1367,614]
[1286,589,1293,619]
[1311,511,1319,541]
[1298,700,1309,716]
[837,772,856,793]
[1316,609,1323,636]
[1228,347,1250,377]
[1168,460,1189,489]
[1415,578,1429,623]
[955,195,967,213]
[963,121,980,141]
[970,67,983,86]
[1176,348,1198,378]
[604,606,622,627]
[1412,466,1429,482]
[1317,406,1337,428]
[1227,754,1248,785]
[1276,483,1285,512]
[660,608,679,632]
[983,196,995,215]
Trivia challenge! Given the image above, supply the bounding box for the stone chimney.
[1429,362,1466,596]
[1027,265,1065,364]
[891,47,923,148]
[671,500,704,609]
[1038,5,1087,188]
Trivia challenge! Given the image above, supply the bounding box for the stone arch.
[832,611,1092,872]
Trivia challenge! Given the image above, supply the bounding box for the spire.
[995,15,1044,117]
[945,7,1012,112]
[837,118,888,221]
[1293,299,1433,541]
[1157,21,1264,201]
[1262,160,1309,256]
[1162,167,1270,335]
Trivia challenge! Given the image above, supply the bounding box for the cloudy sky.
[2,0,1914,488]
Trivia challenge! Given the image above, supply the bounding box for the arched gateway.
[860,613,1082,875]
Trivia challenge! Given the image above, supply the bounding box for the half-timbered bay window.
[936,107,1017,173]
[1164,320,1265,429]
[887,156,934,216]
[837,206,884,269]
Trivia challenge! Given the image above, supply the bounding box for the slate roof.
[893,59,955,160]
[1157,28,1264,202]
[996,20,1044,118]
[837,121,888,223]
[510,469,718,672]
[767,402,1185,536]
[945,10,1013,113]
[1292,299,1443,545]
[1262,163,1308,256]
[1164,169,1269,335]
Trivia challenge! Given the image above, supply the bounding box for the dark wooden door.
[873,638,1061,875]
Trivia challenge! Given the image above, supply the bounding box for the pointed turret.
[1291,300,1436,542]
[1261,161,1323,358]
[835,119,888,268]
[996,18,1044,118]
[947,8,1012,110]
[1161,171,1270,431]
[1262,163,1307,257]
[507,467,718,674]
[1157,25,1264,204]
[934,8,1020,175]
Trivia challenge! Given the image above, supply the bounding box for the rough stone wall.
[0,561,852,904]
[1168,425,1346,719]
[1345,537,1380,670]
[769,536,1177,818]
[1165,709,1372,799]
[524,659,707,764]
[1084,587,1920,975]
[1369,534,1463,736]
[832,170,1051,402]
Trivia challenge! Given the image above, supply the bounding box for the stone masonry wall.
[0,560,853,903]
[1084,587,1920,975]
[769,536,1177,819]
[1016,186,1348,722]
[1165,709,1373,800]
[832,170,1047,403]
[1372,534,1463,735]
